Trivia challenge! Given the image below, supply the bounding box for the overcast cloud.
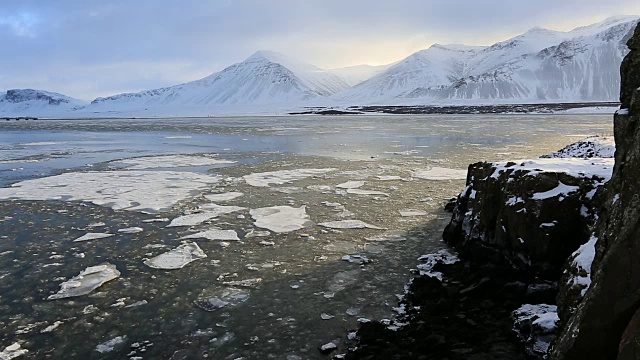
[1,0,638,100]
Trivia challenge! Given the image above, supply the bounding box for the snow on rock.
[0,343,28,360]
[542,136,616,159]
[0,171,221,213]
[411,167,468,180]
[204,192,244,202]
[95,336,127,353]
[182,229,240,241]
[47,264,120,300]
[566,234,598,297]
[167,204,246,227]
[243,168,336,187]
[489,158,614,183]
[416,249,460,280]
[72,232,114,242]
[318,220,383,230]
[512,304,559,358]
[0,89,86,117]
[114,155,236,170]
[531,183,580,200]
[143,243,207,270]
[250,206,313,233]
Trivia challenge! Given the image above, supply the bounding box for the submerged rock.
[48,264,120,300]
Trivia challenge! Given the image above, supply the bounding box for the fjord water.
[0,115,611,359]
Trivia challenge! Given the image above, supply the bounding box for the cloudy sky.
[1,0,639,100]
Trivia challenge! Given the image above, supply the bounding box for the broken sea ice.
[250,206,313,233]
[47,264,120,300]
[143,243,207,270]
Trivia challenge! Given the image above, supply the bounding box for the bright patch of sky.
[0,0,638,100]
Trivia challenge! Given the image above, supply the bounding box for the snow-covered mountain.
[328,63,394,86]
[0,89,87,117]
[87,51,349,112]
[336,16,639,104]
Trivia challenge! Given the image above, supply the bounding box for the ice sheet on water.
[95,336,127,353]
[204,192,244,202]
[0,171,221,213]
[182,229,240,241]
[243,168,336,187]
[399,209,428,217]
[0,343,28,360]
[47,264,120,300]
[376,175,403,181]
[167,204,246,227]
[117,227,143,234]
[318,220,383,230]
[115,155,236,170]
[194,287,251,311]
[72,232,114,242]
[250,206,313,233]
[336,181,365,189]
[412,167,468,180]
[346,189,389,196]
[143,243,207,270]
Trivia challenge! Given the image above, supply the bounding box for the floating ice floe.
[204,192,244,202]
[318,220,383,230]
[336,181,365,189]
[95,336,127,353]
[223,278,263,288]
[321,313,335,320]
[399,209,428,217]
[245,230,271,238]
[412,167,468,180]
[143,243,207,270]
[182,229,240,241]
[117,227,144,234]
[365,231,407,242]
[142,218,169,223]
[376,175,403,181]
[243,168,336,187]
[167,204,246,227]
[0,343,28,359]
[250,206,313,233]
[73,232,114,242]
[416,249,460,280]
[0,171,221,213]
[194,287,251,311]
[345,189,389,196]
[342,255,372,264]
[48,264,120,300]
[115,155,235,170]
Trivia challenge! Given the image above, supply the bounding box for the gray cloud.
[1,0,638,100]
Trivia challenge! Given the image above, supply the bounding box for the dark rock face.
[442,161,607,280]
[551,21,640,360]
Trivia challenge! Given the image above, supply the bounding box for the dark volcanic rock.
[551,21,640,360]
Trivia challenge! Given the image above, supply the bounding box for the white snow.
[0,171,221,213]
[250,206,313,233]
[72,232,114,242]
[569,234,598,296]
[48,264,120,300]
[318,220,383,230]
[182,229,240,241]
[490,158,614,183]
[143,243,207,270]
[114,155,235,169]
[544,136,615,158]
[416,249,460,280]
[531,183,580,200]
[204,192,244,202]
[412,167,468,180]
[243,168,336,187]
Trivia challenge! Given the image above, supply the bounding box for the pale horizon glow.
[1,1,639,100]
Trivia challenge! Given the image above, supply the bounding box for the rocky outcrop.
[551,21,640,360]
[443,158,612,280]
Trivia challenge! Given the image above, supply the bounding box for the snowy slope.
[336,16,639,104]
[0,89,87,117]
[328,63,394,86]
[87,51,349,113]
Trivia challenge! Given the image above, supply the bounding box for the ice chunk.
[412,167,467,180]
[73,232,114,242]
[167,204,246,227]
[0,342,28,359]
[245,230,271,238]
[222,278,263,288]
[117,227,143,234]
[182,229,240,241]
[243,168,336,187]
[341,255,372,264]
[336,181,365,189]
[48,264,120,300]
[194,287,250,311]
[320,342,337,352]
[0,171,221,213]
[143,243,207,270]
[346,189,389,196]
[318,220,383,230]
[95,336,127,353]
[250,206,313,233]
[399,209,428,217]
[204,192,244,202]
[115,155,235,170]
[376,175,403,181]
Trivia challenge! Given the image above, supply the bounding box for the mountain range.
[1,16,638,117]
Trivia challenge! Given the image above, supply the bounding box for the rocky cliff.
[550,21,640,360]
